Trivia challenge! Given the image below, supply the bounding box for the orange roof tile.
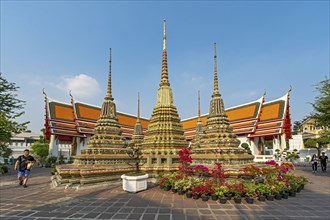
[226,105,257,121]
[54,105,74,121]
[77,105,100,121]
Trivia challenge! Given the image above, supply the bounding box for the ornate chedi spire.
[142,20,187,170]
[132,92,144,144]
[192,91,204,148]
[193,43,254,166]
[86,48,126,149]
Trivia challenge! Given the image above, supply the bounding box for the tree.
[0,73,29,157]
[241,143,252,155]
[30,141,49,165]
[292,120,302,135]
[311,78,330,127]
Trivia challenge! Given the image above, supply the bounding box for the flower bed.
[159,148,309,203]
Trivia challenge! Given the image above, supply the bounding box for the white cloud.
[56,74,101,99]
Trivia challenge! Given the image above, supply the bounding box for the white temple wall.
[49,135,59,157]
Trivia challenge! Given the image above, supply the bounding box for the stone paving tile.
[141,213,157,220]
[1,167,329,220]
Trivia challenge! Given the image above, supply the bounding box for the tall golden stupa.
[192,43,254,166]
[141,20,188,171]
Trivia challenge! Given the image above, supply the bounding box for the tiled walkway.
[0,165,329,220]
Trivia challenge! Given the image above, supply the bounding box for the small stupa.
[142,20,188,171]
[131,93,144,145]
[54,49,133,187]
[192,43,254,166]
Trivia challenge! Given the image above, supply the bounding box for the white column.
[250,138,259,155]
[280,133,287,150]
[49,135,59,157]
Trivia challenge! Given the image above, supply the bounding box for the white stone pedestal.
[121,174,149,193]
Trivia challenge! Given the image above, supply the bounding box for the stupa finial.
[160,19,170,86]
[106,48,113,100]
[163,19,166,50]
[198,90,201,121]
[213,43,219,95]
[137,92,140,122]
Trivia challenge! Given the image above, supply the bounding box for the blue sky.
[1,1,329,132]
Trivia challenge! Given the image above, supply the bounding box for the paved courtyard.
[0,165,329,220]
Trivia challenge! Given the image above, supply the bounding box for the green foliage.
[58,155,65,164]
[126,142,145,174]
[47,156,57,164]
[241,143,252,155]
[30,141,49,165]
[305,138,317,148]
[0,73,29,157]
[311,78,330,127]
[286,149,300,162]
[0,164,9,174]
[292,120,302,135]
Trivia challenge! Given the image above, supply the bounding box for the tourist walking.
[319,152,328,172]
[311,154,318,173]
[14,149,36,188]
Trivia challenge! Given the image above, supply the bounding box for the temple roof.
[45,97,149,139]
[248,91,292,139]
[44,91,292,141]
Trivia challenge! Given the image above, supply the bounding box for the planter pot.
[178,190,185,195]
[275,194,282,200]
[121,174,148,193]
[258,196,266,202]
[266,195,274,201]
[164,186,171,191]
[193,195,200,200]
[301,185,305,190]
[227,195,232,200]
[211,195,218,201]
[289,191,296,197]
[201,196,209,202]
[296,186,302,193]
[282,193,289,199]
[219,197,227,204]
[172,188,178,193]
[234,197,242,204]
[245,197,254,204]
[186,192,193,198]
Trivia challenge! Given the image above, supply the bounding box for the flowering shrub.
[214,185,229,198]
[242,165,263,177]
[265,160,278,166]
[281,162,295,171]
[230,181,247,199]
[194,165,209,178]
[192,184,212,196]
[211,162,226,184]
[244,182,257,198]
[159,173,178,188]
[178,148,193,177]
[174,177,192,191]
[255,184,271,196]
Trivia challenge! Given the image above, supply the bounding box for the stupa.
[141,20,188,172]
[192,43,254,166]
[54,49,133,187]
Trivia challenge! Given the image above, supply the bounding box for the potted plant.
[244,182,256,204]
[214,185,229,204]
[255,184,270,202]
[174,177,192,195]
[231,182,247,204]
[121,143,148,193]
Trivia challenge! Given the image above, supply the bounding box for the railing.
[253,155,274,162]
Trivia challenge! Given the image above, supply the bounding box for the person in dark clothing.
[14,149,36,188]
[319,152,329,172]
[311,154,318,173]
